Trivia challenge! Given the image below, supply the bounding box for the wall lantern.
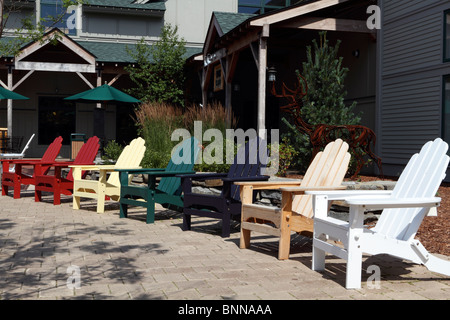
[267,66,277,82]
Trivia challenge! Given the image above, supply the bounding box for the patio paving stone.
[0,188,448,304]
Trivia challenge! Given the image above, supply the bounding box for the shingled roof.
[83,0,165,11]
[213,12,256,35]
[77,40,201,63]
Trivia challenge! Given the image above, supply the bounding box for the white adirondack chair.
[0,134,35,173]
[0,133,35,160]
[305,138,450,289]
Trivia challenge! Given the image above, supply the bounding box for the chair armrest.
[235,179,302,190]
[146,170,195,177]
[305,189,393,200]
[223,175,269,182]
[70,164,117,171]
[177,172,228,180]
[345,196,441,210]
[281,185,347,195]
[5,159,45,165]
[1,158,41,163]
[45,161,76,168]
[115,168,165,174]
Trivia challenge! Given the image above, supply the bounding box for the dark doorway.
[38,96,75,145]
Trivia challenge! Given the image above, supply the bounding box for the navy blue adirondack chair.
[180,138,270,237]
[117,137,201,224]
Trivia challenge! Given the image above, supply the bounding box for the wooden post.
[257,24,269,134]
[225,55,232,128]
[7,65,13,141]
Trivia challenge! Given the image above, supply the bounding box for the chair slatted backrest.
[373,138,449,241]
[157,137,201,195]
[227,137,269,201]
[20,134,35,156]
[107,137,146,187]
[66,136,100,181]
[292,139,351,219]
[41,136,63,163]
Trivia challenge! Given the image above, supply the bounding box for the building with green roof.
[0,0,237,157]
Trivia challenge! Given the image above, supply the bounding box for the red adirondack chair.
[34,136,100,205]
[1,136,63,199]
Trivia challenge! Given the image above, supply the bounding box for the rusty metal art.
[271,73,383,179]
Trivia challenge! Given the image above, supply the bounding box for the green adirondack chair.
[117,137,201,224]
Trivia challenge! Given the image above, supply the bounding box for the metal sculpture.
[271,74,383,179]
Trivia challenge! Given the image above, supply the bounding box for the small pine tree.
[283,31,361,171]
[300,31,360,127]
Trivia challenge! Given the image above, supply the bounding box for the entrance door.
[38,96,75,145]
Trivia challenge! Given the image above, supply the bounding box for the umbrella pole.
[93,102,107,156]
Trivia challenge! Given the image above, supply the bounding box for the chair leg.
[412,240,450,276]
[97,190,106,214]
[119,202,128,218]
[278,190,292,259]
[345,237,363,289]
[221,213,231,238]
[54,190,61,205]
[312,232,327,271]
[13,178,21,199]
[312,244,326,271]
[240,227,251,249]
[1,184,7,196]
[278,229,291,260]
[146,200,155,224]
[183,213,191,231]
[73,196,81,210]
[35,189,42,202]
[345,206,365,289]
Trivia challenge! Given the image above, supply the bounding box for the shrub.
[102,140,123,164]
[134,101,237,172]
[184,102,237,173]
[134,101,184,168]
[269,137,299,177]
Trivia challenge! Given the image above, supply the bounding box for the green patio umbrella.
[0,87,29,100]
[64,84,140,146]
[64,84,140,103]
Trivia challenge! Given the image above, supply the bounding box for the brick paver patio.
[0,189,448,301]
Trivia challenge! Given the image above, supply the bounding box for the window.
[40,0,77,35]
[445,10,450,61]
[443,76,450,144]
[214,65,224,92]
[238,0,297,14]
[38,97,75,145]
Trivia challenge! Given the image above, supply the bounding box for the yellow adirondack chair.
[236,139,350,260]
[70,137,146,213]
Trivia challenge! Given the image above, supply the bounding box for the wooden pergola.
[198,0,376,132]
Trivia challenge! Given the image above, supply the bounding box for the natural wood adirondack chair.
[117,137,201,224]
[1,136,63,199]
[70,137,145,213]
[34,136,100,205]
[181,138,270,237]
[306,138,450,289]
[237,139,350,260]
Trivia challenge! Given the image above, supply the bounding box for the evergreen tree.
[125,23,187,106]
[283,31,360,171]
[300,31,360,126]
